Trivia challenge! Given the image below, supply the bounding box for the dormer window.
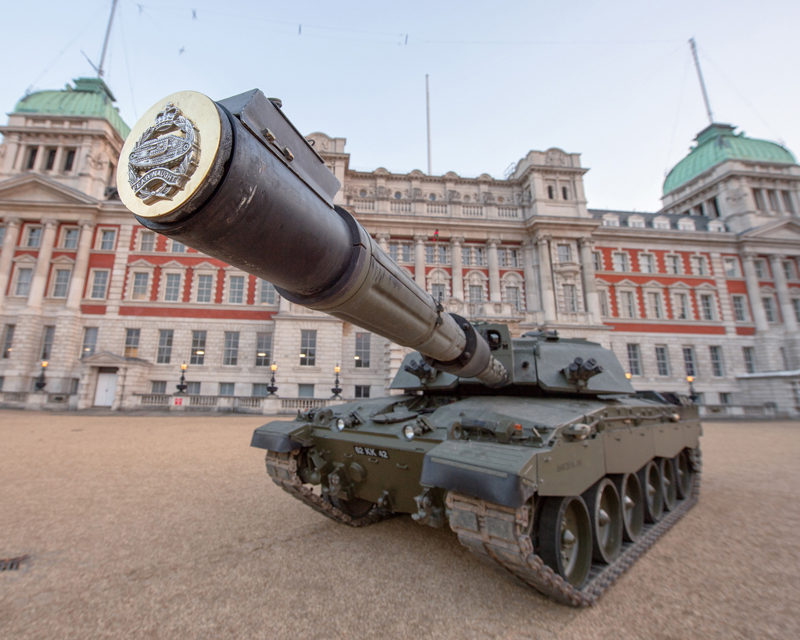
[627,216,645,228]
[707,221,725,232]
[602,215,620,227]
[678,218,695,231]
[653,217,671,230]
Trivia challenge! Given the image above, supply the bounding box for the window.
[256,332,273,366]
[355,332,371,368]
[156,329,173,364]
[196,274,213,303]
[628,217,645,228]
[723,258,740,277]
[603,216,619,227]
[691,256,707,276]
[621,291,636,318]
[781,347,789,370]
[498,249,506,267]
[438,245,448,264]
[700,294,715,321]
[393,192,401,200]
[461,247,471,266]
[2,325,15,358]
[219,382,235,396]
[25,146,38,170]
[190,331,206,365]
[355,385,370,398]
[627,344,642,376]
[710,346,725,377]
[15,268,33,296]
[598,290,609,317]
[655,346,670,376]
[99,230,116,250]
[562,284,577,312]
[81,327,98,358]
[783,262,795,281]
[431,283,446,300]
[647,292,663,319]
[506,286,521,311]
[426,245,435,264]
[754,260,766,279]
[0,226,5,246]
[678,218,696,231]
[640,254,655,273]
[732,296,748,322]
[675,293,690,320]
[300,330,316,366]
[259,280,278,305]
[653,218,671,230]
[63,148,76,171]
[743,347,756,374]
[562,186,569,200]
[131,273,149,300]
[793,299,800,324]
[682,347,697,377]
[782,191,795,214]
[593,251,603,271]
[557,244,571,263]
[40,326,55,360]
[151,381,167,394]
[298,384,315,398]
[43,147,57,170]
[139,231,155,251]
[402,244,411,263]
[163,274,182,302]
[51,269,71,298]
[389,244,398,262]
[469,285,484,303]
[186,382,201,395]
[767,190,780,211]
[223,331,239,365]
[752,189,766,211]
[507,249,520,267]
[62,228,79,249]
[612,252,629,272]
[252,383,269,397]
[170,240,186,253]
[123,328,140,358]
[228,275,245,304]
[474,248,485,266]
[762,297,776,323]
[547,185,555,199]
[719,392,731,405]
[26,227,42,248]
[90,271,109,299]
[666,255,681,274]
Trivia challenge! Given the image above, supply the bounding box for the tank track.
[265,450,391,527]
[447,460,701,607]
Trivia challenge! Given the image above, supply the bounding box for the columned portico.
[0,217,21,311]
[25,219,57,309]
[742,252,769,332]
[769,254,799,334]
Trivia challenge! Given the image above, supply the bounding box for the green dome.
[663,123,796,195]
[14,77,130,140]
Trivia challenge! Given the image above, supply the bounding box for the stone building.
[1,78,799,415]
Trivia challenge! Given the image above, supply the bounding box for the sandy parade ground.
[1,410,799,640]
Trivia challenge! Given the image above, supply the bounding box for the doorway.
[93,368,118,406]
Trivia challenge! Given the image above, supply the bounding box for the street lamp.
[34,360,48,392]
[267,362,279,396]
[686,376,698,403]
[625,372,632,380]
[331,363,342,399]
[176,362,188,395]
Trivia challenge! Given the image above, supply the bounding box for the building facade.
[1,79,799,414]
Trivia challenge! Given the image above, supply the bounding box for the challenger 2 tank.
[116,88,702,606]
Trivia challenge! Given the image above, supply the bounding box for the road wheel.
[611,472,644,542]
[660,457,678,511]
[583,478,623,564]
[638,460,663,523]
[674,450,694,499]
[536,495,593,589]
[328,495,375,518]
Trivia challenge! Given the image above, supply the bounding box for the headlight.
[402,424,416,441]
[335,418,346,431]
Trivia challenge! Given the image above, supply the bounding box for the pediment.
[80,351,152,367]
[51,255,75,265]
[128,258,155,269]
[741,218,800,242]
[192,261,217,271]
[0,174,98,206]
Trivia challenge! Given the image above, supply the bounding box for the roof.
[589,208,726,232]
[663,123,795,195]
[13,77,131,140]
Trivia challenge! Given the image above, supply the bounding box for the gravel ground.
[0,410,798,640]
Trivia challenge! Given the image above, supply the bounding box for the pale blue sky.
[3,0,799,212]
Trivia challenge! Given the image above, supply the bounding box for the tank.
[117,89,702,606]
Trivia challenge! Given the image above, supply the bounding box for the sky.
[2,0,799,213]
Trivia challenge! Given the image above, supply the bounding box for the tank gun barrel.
[117,89,508,387]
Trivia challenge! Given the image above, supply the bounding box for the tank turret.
[117,89,701,606]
